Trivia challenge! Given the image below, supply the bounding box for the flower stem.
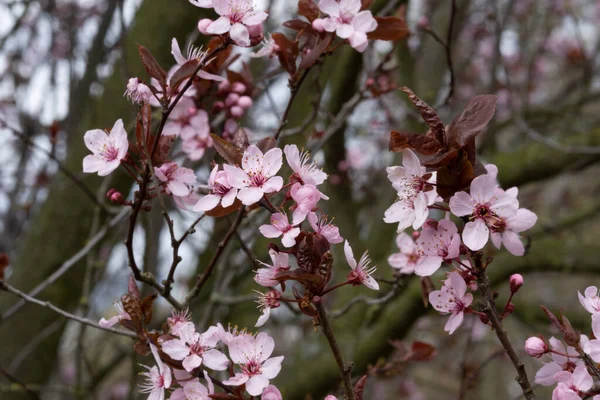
[314,301,355,400]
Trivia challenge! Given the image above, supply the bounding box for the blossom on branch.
[579,286,600,315]
[534,337,583,386]
[284,144,327,185]
[290,183,328,225]
[429,271,473,334]
[308,212,343,244]
[139,343,172,400]
[82,119,129,176]
[490,206,537,256]
[169,370,214,400]
[193,165,237,212]
[552,365,593,400]
[259,213,300,248]
[254,249,290,287]
[154,162,197,197]
[99,301,131,328]
[204,0,268,47]
[344,240,379,290]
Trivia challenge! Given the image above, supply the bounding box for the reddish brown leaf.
[299,34,332,70]
[435,154,475,201]
[361,0,374,10]
[389,130,443,155]
[298,0,319,22]
[133,340,150,356]
[354,375,368,400]
[205,198,244,217]
[140,293,157,325]
[256,136,276,153]
[211,134,244,165]
[367,16,410,41]
[447,95,497,148]
[422,148,459,168]
[128,274,141,300]
[169,59,200,93]
[272,32,299,75]
[151,135,175,166]
[283,19,313,31]
[138,45,167,89]
[400,87,446,147]
[408,341,437,361]
[560,314,580,347]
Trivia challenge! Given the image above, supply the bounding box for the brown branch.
[274,68,313,141]
[0,280,137,339]
[315,301,355,400]
[184,208,245,305]
[0,367,40,400]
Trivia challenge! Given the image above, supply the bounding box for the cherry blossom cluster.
[523,288,600,399]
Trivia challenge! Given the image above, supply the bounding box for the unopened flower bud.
[237,95,253,109]
[479,314,489,324]
[412,230,421,240]
[212,101,225,112]
[218,80,230,93]
[468,281,478,291]
[225,93,240,107]
[505,303,515,314]
[230,105,244,118]
[106,188,117,198]
[509,274,523,292]
[417,16,429,29]
[365,78,375,87]
[109,191,124,204]
[312,18,325,32]
[312,296,321,304]
[231,82,246,94]
[524,336,547,358]
[197,19,212,35]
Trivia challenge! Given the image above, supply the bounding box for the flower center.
[249,172,267,187]
[228,0,253,23]
[213,182,230,196]
[189,343,205,356]
[242,359,261,376]
[101,144,119,162]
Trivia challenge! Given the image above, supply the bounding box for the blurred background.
[2,0,600,399]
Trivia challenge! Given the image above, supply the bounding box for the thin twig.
[331,283,399,319]
[0,367,41,400]
[0,280,137,339]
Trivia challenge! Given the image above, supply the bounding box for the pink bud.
[509,274,523,292]
[106,188,117,198]
[412,230,421,240]
[417,16,429,29]
[524,337,547,358]
[212,101,225,112]
[110,191,125,204]
[261,385,283,400]
[231,82,246,94]
[505,303,515,314]
[312,18,325,32]
[225,93,240,107]
[229,105,244,118]
[197,19,213,35]
[218,80,230,93]
[247,23,263,39]
[237,95,253,109]
[365,77,375,87]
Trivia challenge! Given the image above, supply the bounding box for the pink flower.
[387,233,422,274]
[124,78,153,104]
[579,286,600,315]
[163,99,203,137]
[584,315,600,362]
[259,213,300,248]
[344,240,379,290]
[290,183,329,225]
[167,308,192,336]
[314,0,378,52]
[182,131,213,161]
[535,337,583,386]
[255,290,281,327]
[324,396,339,400]
[154,162,197,197]
[83,119,129,176]
[171,38,225,82]
[224,145,284,205]
[161,322,229,372]
[383,150,438,232]
[205,0,268,47]
[525,337,548,358]
[193,165,238,212]
[250,36,280,58]
[169,370,214,400]
[284,144,327,185]
[552,365,593,400]
[308,212,343,244]
[139,343,172,400]
[429,272,473,334]
[99,301,131,328]
[215,323,251,346]
[189,0,213,8]
[254,249,290,287]
[449,174,519,251]
[223,332,284,396]
[261,385,283,400]
[490,207,537,256]
[414,219,461,276]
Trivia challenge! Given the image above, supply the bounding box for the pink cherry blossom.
[224,145,283,205]
[193,165,238,212]
[259,213,300,248]
[290,183,329,225]
[255,290,281,327]
[223,332,284,396]
[387,233,422,274]
[216,323,252,346]
[182,131,213,161]
[324,396,339,400]
[552,365,593,400]
[254,249,290,287]
[169,370,214,400]
[314,0,378,52]
[383,150,438,232]
[167,308,192,336]
[428,271,473,334]
[449,174,519,251]
[579,286,600,315]
[139,343,172,400]
[525,337,548,358]
[344,240,379,290]
[161,322,229,372]
[414,219,461,276]
[584,315,600,362]
[308,212,343,244]
[250,36,280,58]
[490,207,537,256]
[99,301,131,328]
[535,337,583,386]
[284,144,327,185]
[154,162,197,197]
[189,0,212,8]
[261,385,283,400]
[205,0,268,47]
[124,77,153,104]
[162,99,202,137]
[83,119,129,176]
[170,38,225,82]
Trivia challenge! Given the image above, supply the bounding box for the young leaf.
[360,0,374,10]
[272,32,299,75]
[256,136,277,153]
[446,95,497,148]
[210,133,244,165]
[169,59,200,93]
[389,130,443,155]
[400,87,446,147]
[367,16,410,41]
[299,35,332,70]
[138,45,167,89]
[298,0,319,22]
[205,199,244,218]
[283,19,313,32]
